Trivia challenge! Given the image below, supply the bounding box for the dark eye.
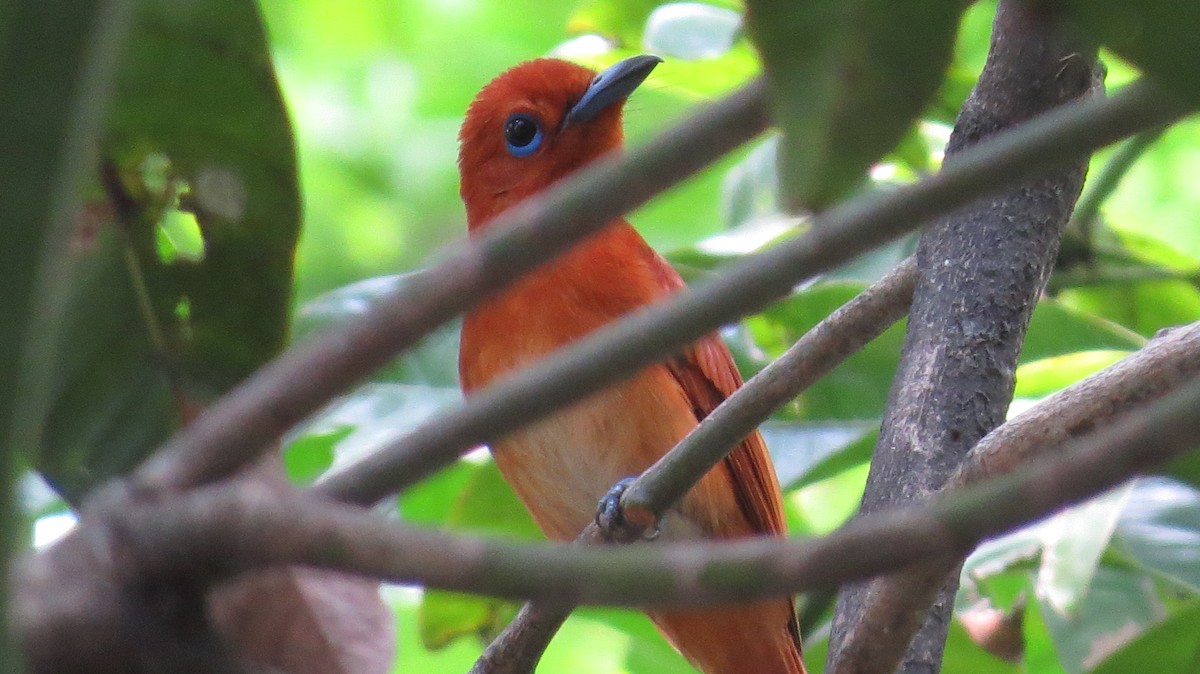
[504,113,543,157]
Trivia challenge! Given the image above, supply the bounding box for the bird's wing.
[665,334,788,537]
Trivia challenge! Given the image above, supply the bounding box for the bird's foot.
[595,477,661,543]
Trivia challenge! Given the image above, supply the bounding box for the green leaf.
[30,232,177,502]
[942,617,1021,674]
[1013,351,1129,400]
[960,569,1035,617]
[818,234,919,283]
[1022,588,1069,674]
[28,0,299,501]
[417,461,540,650]
[1090,600,1200,674]
[1111,478,1200,593]
[1100,119,1200,266]
[1058,0,1200,104]
[801,627,829,674]
[395,589,691,672]
[721,135,780,229]
[1039,565,1164,674]
[1112,227,1200,272]
[788,462,869,535]
[643,3,742,60]
[0,1,131,474]
[399,460,478,526]
[1022,299,1145,363]
[569,0,670,48]
[417,589,518,650]
[0,15,135,663]
[744,0,962,208]
[295,273,462,388]
[541,609,652,673]
[445,461,542,540]
[103,0,301,392]
[964,527,1043,577]
[299,383,460,469]
[1058,280,1200,338]
[581,609,693,673]
[775,425,876,491]
[282,427,345,484]
[970,482,1200,672]
[1165,450,1200,491]
[295,283,464,458]
[890,123,934,175]
[1036,483,1135,618]
[664,219,800,287]
[751,282,907,420]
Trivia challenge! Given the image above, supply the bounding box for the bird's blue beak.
[564,54,662,127]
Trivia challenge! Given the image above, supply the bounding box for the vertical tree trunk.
[828,2,1101,672]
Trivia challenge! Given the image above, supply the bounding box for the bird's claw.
[595,477,661,543]
[595,477,633,534]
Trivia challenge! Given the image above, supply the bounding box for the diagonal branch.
[473,256,918,673]
[622,256,917,523]
[74,357,1200,609]
[315,78,1187,507]
[958,322,1200,485]
[467,601,573,674]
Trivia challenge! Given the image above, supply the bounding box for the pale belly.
[489,365,720,542]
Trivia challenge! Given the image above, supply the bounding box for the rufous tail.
[650,602,807,674]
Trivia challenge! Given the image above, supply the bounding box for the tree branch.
[954,322,1200,488]
[59,365,1200,610]
[467,602,572,674]
[623,256,918,525]
[316,78,1185,507]
[829,3,1102,671]
[130,79,772,495]
[473,256,918,673]
[1068,127,1166,248]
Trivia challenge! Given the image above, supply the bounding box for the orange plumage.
[458,57,805,674]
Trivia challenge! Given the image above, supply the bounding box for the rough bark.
[827,2,1101,672]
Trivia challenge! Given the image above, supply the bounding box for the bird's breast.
[458,224,722,540]
[487,363,710,541]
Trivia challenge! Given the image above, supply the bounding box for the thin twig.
[954,321,1200,489]
[316,79,1189,506]
[131,79,772,495]
[1048,264,1200,292]
[467,602,572,674]
[624,256,918,520]
[1071,126,1167,242]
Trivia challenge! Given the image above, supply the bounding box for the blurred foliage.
[745,0,962,209]
[3,0,300,504]
[9,0,1200,672]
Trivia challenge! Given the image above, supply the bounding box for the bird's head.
[458,55,661,229]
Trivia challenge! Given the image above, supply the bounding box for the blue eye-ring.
[504,113,543,157]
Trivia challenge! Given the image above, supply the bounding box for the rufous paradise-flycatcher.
[457,55,805,674]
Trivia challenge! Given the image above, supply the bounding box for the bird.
[457,55,805,674]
